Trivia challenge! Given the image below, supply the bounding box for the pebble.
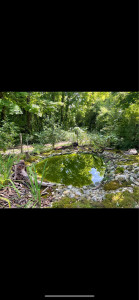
[115,175,127,181]
[75,191,82,196]
[69,193,75,198]
[63,190,70,195]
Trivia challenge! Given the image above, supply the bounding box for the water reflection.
[36,153,105,187]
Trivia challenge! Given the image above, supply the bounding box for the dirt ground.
[0,141,71,155]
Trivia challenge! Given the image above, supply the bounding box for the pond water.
[36,153,106,187]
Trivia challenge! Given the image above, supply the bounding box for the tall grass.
[0,154,22,208]
[0,196,11,208]
[0,154,18,186]
[26,160,48,207]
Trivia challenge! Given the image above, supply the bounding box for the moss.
[26,155,38,163]
[103,180,131,191]
[117,154,139,166]
[52,197,104,208]
[132,186,139,203]
[103,190,137,208]
[115,167,124,174]
[104,149,123,154]
[25,161,31,166]
[41,150,55,156]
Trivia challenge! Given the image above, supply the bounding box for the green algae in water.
[36,153,105,187]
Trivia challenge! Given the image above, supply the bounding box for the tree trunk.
[60,92,65,125]
[0,92,5,125]
[64,94,70,129]
[20,133,23,153]
[26,93,32,133]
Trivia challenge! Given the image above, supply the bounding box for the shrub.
[0,121,19,151]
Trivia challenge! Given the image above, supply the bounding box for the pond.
[36,153,106,187]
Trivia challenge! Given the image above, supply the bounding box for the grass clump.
[52,197,104,208]
[26,160,48,207]
[0,154,17,186]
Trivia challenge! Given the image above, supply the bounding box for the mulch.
[0,181,55,208]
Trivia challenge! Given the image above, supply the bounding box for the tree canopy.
[0,91,138,150]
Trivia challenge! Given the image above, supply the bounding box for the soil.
[0,181,54,208]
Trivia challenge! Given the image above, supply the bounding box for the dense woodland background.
[0,91,138,151]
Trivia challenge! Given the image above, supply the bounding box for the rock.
[125,148,138,155]
[75,191,82,196]
[122,187,133,193]
[67,185,72,189]
[131,179,139,186]
[115,175,127,181]
[130,176,135,182]
[63,190,70,195]
[72,188,79,194]
[69,193,75,198]
[133,174,138,179]
[85,190,91,195]
[83,186,87,189]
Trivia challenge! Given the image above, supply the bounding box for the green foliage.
[0,91,138,151]
[32,144,47,154]
[0,121,19,151]
[73,127,90,145]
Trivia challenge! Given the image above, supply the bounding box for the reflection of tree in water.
[36,153,105,187]
[93,155,105,177]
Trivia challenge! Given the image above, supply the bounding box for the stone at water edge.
[67,185,72,189]
[115,175,128,181]
[63,190,70,195]
[83,186,87,189]
[75,191,82,196]
[69,193,75,198]
[125,148,138,155]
